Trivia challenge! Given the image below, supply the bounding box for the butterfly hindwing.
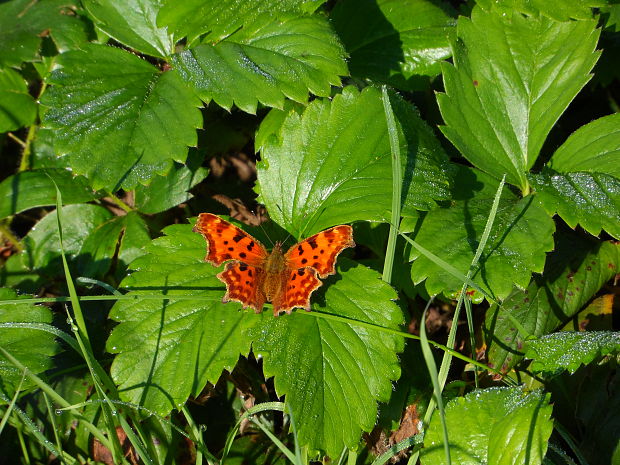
[273,268,322,315]
[284,225,355,278]
[217,261,266,312]
[193,213,268,267]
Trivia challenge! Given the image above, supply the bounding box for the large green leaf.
[407,166,555,301]
[525,331,620,375]
[0,0,91,66]
[83,0,173,58]
[0,67,37,132]
[530,169,620,239]
[485,230,620,373]
[41,44,202,191]
[157,0,308,43]
[249,259,404,456]
[257,86,452,237]
[531,113,620,239]
[549,113,620,178]
[0,288,59,395]
[77,211,150,279]
[422,387,553,465]
[108,220,404,457]
[173,14,347,114]
[437,6,600,192]
[108,224,257,414]
[134,152,209,214]
[0,169,102,219]
[476,0,602,21]
[331,0,455,91]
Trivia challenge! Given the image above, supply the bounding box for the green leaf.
[173,13,348,113]
[249,260,404,457]
[0,68,37,132]
[485,230,620,373]
[531,113,620,239]
[0,0,91,66]
[108,223,258,414]
[157,0,307,43]
[83,0,174,58]
[530,169,620,239]
[77,211,150,279]
[549,113,620,178]
[257,86,452,237]
[134,152,209,214]
[331,0,455,91]
[525,331,620,375]
[476,0,602,21]
[407,166,555,301]
[422,387,553,465]
[108,221,404,457]
[41,44,202,191]
[23,204,113,274]
[0,169,102,219]
[436,6,600,192]
[0,288,59,395]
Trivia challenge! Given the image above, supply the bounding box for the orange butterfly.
[193,213,355,316]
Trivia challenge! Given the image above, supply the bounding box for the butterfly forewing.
[193,213,268,267]
[284,225,355,278]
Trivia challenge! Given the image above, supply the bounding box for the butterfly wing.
[218,261,267,312]
[193,213,268,267]
[284,225,355,278]
[272,268,322,315]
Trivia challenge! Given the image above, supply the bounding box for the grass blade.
[381,85,402,284]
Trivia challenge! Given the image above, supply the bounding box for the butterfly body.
[193,213,355,316]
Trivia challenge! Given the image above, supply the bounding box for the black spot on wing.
[239,264,248,271]
[233,234,244,243]
[308,239,318,249]
[297,245,304,256]
[239,252,247,259]
[301,258,307,264]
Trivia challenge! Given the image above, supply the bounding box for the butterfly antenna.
[257,220,275,248]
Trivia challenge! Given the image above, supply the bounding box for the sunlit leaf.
[173,13,347,113]
[0,288,59,395]
[257,86,452,237]
[422,387,553,465]
[485,230,620,372]
[437,6,600,192]
[331,0,455,91]
[526,331,620,375]
[41,44,202,191]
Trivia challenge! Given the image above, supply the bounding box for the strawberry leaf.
[249,259,404,457]
[0,169,102,219]
[0,68,37,132]
[437,6,600,192]
[423,387,553,465]
[530,170,620,239]
[485,230,620,373]
[108,222,404,458]
[256,86,453,237]
[157,0,310,43]
[531,113,620,239]
[525,331,620,375]
[331,0,456,91]
[407,166,555,301]
[173,13,347,113]
[41,44,202,191]
[0,288,60,395]
[83,0,174,58]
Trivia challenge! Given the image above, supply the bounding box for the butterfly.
[193,213,355,316]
